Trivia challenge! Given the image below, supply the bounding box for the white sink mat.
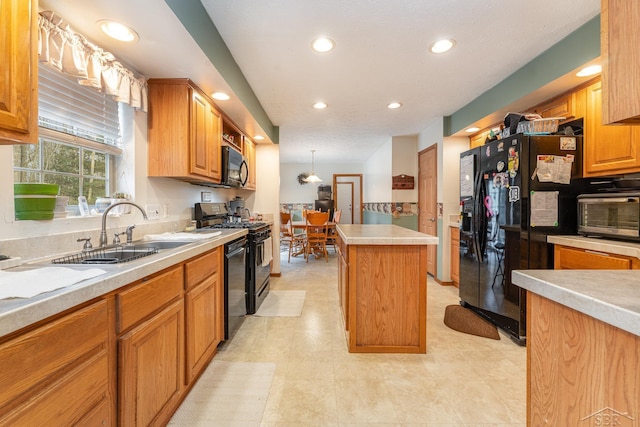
[0,267,107,299]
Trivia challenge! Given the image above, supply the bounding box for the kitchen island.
[512,270,640,426]
[336,224,438,354]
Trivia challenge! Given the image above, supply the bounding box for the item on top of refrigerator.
[517,117,564,135]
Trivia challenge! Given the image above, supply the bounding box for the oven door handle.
[227,247,245,258]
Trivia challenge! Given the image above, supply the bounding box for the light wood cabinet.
[148,79,222,183]
[450,226,459,286]
[117,265,185,426]
[0,0,38,145]
[0,299,114,426]
[119,299,185,427]
[527,292,640,426]
[185,248,224,382]
[532,93,576,123]
[554,244,640,269]
[344,241,428,353]
[601,0,640,125]
[582,80,640,177]
[469,129,492,148]
[337,233,349,331]
[244,137,257,190]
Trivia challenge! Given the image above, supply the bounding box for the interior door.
[419,146,437,277]
[334,174,363,224]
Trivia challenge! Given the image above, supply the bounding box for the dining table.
[290,221,337,259]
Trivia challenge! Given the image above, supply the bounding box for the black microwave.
[221,146,248,188]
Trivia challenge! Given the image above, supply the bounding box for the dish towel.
[261,237,273,267]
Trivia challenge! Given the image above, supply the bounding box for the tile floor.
[181,248,527,426]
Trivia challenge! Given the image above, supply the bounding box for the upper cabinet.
[147,79,222,183]
[0,0,38,145]
[601,0,640,125]
[581,79,640,176]
[244,137,257,190]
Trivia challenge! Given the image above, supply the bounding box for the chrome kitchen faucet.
[99,201,148,247]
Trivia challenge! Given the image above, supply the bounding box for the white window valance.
[38,11,148,112]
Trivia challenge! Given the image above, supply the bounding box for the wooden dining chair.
[280,212,306,262]
[305,211,329,262]
[326,209,341,253]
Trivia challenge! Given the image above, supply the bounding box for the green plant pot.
[14,183,59,196]
[15,210,55,220]
[14,196,57,211]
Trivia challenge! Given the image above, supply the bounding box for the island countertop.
[512,269,640,336]
[336,224,438,245]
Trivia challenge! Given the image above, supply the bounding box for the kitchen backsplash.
[363,202,418,217]
[0,218,191,263]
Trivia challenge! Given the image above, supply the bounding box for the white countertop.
[0,229,246,337]
[512,269,640,337]
[336,224,438,245]
[548,235,640,259]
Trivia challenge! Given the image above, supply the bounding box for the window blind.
[38,63,122,149]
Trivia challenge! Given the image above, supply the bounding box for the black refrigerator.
[458,133,586,344]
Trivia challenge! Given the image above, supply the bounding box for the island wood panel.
[0,299,113,426]
[348,244,427,353]
[527,292,639,426]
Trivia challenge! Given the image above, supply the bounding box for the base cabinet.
[119,299,185,427]
[554,244,640,269]
[450,226,459,286]
[0,300,114,426]
[185,248,224,382]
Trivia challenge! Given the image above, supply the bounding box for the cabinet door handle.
[585,249,609,257]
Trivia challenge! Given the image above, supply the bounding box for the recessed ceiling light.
[254,135,265,141]
[466,127,480,133]
[313,102,327,109]
[312,37,335,53]
[212,92,230,101]
[97,20,139,43]
[387,102,402,109]
[576,64,601,77]
[430,38,455,54]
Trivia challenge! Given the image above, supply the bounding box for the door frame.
[333,174,363,224]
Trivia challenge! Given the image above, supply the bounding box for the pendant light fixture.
[304,149,322,183]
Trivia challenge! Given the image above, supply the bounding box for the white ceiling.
[40,0,600,165]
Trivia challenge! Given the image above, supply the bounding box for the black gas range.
[194,203,271,315]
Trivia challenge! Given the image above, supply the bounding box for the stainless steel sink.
[130,241,192,250]
[50,241,192,265]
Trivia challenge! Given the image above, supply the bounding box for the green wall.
[445,15,600,136]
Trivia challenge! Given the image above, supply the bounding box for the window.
[13,63,122,214]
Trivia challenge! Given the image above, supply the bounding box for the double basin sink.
[51,241,192,265]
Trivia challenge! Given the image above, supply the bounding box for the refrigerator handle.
[472,170,484,263]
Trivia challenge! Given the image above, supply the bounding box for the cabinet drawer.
[554,245,634,270]
[185,248,221,290]
[118,265,184,332]
[0,299,111,424]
